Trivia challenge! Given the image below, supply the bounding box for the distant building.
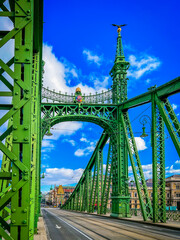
[129,175,180,210]
[45,185,75,207]
[45,175,180,210]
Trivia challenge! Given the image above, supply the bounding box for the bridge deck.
[42,208,180,240]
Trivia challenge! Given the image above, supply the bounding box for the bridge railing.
[42,87,113,104]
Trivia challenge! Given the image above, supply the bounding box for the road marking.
[45,209,93,240]
[56,224,61,229]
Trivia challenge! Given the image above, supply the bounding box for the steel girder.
[0,0,43,239]
[152,94,166,223]
[0,2,179,240]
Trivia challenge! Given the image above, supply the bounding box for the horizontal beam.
[120,76,180,110]
[0,172,12,180]
[0,104,12,110]
[41,103,117,108]
[0,92,12,97]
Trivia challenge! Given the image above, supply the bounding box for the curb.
[41,209,50,240]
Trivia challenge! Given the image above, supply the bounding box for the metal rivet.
[14,106,18,110]
[15,92,18,95]
[12,188,16,192]
[25,58,29,61]
[15,57,19,61]
[15,27,19,30]
[27,10,30,13]
[24,177,28,181]
[24,137,28,141]
[22,220,27,224]
[26,48,30,51]
[13,137,17,141]
[15,10,19,14]
[13,173,17,176]
[24,126,28,130]
[24,169,28,174]
[12,220,16,224]
[25,95,29,100]
[15,47,19,50]
[27,17,31,20]
[23,209,27,213]
[14,78,18,82]
[12,209,16,213]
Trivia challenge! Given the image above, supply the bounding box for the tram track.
[44,209,180,240]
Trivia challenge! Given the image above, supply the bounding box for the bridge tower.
[110,27,130,217]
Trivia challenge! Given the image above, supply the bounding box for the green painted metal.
[120,112,153,221]
[0,1,180,239]
[0,0,43,239]
[152,94,166,223]
[100,142,113,214]
[155,95,180,157]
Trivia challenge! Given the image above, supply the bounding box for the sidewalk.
[119,215,180,229]
[34,216,48,240]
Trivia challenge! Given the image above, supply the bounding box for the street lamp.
[139,115,151,138]
[45,125,53,136]
[41,172,45,179]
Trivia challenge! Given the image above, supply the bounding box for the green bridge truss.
[0,0,180,239]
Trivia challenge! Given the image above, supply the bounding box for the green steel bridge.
[0,0,180,239]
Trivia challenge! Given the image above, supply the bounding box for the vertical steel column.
[97,150,100,214]
[152,95,166,222]
[155,96,180,157]
[101,142,113,214]
[86,171,90,212]
[79,184,82,211]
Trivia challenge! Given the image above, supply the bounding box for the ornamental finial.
[112,24,127,34]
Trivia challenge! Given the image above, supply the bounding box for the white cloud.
[129,163,152,180]
[41,167,84,185]
[145,79,151,84]
[80,137,89,143]
[62,139,76,146]
[43,44,107,94]
[175,160,180,164]
[41,164,49,168]
[172,104,178,110]
[132,137,147,151]
[74,145,95,157]
[42,140,55,148]
[166,160,180,175]
[94,76,110,89]
[43,122,83,141]
[127,55,161,79]
[83,49,102,66]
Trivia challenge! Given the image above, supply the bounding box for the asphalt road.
[42,208,180,240]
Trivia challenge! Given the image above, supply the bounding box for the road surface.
[42,208,180,240]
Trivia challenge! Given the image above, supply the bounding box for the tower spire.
[115,28,124,60]
[110,25,130,103]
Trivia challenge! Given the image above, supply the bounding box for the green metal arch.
[42,114,117,139]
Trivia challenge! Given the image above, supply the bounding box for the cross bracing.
[0,0,180,239]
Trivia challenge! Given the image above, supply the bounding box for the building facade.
[45,175,180,210]
[129,175,180,210]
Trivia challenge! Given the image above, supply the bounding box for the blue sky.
[0,0,179,193]
[40,0,180,192]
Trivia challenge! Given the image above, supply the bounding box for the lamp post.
[139,115,151,138]
[45,125,53,136]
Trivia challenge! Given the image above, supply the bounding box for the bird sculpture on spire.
[112,24,127,32]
